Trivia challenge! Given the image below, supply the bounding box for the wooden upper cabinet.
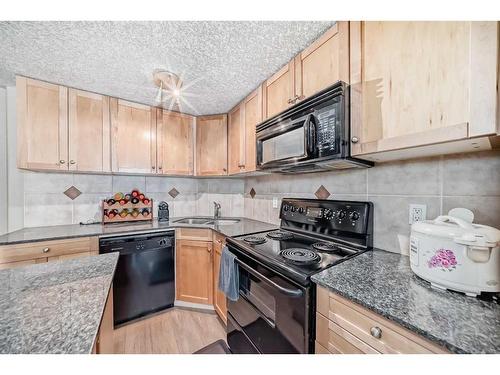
[227,103,244,175]
[110,99,157,174]
[157,110,194,175]
[242,86,262,172]
[68,89,111,172]
[263,61,295,120]
[176,239,213,305]
[349,21,499,157]
[196,114,228,176]
[17,77,68,170]
[294,22,350,100]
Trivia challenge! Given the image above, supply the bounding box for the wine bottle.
[131,190,140,198]
[141,208,150,217]
[119,198,127,206]
[108,209,118,219]
[131,197,140,204]
[107,198,116,206]
[131,208,140,218]
[139,193,145,200]
[114,192,124,201]
[119,209,129,218]
[142,198,150,205]
[124,194,131,202]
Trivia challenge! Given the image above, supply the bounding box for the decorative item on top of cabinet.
[156,109,195,175]
[196,114,228,176]
[110,98,157,174]
[68,89,111,172]
[349,21,499,162]
[16,76,68,170]
[213,233,227,324]
[294,22,349,102]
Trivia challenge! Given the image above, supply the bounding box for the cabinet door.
[294,22,349,100]
[157,110,194,175]
[196,114,228,176]
[350,21,498,157]
[227,104,244,175]
[263,61,295,120]
[213,234,227,324]
[176,239,213,305]
[16,77,68,170]
[68,89,111,172]
[111,99,157,174]
[242,86,262,172]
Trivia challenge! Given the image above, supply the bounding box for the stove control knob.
[350,212,360,221]
[338,210,347,219]
[283,205,290,211]
[325,209,334,219]
[298,207,305,214]
[290,206,297,212]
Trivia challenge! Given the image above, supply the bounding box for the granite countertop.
[0,217,278,246]
[0,252,118,354]
[311,250,500,354]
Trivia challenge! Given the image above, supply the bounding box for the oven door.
[227,251,309,354]
[256,114,317,170]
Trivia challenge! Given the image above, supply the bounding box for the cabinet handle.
[238,164,245,168]
[216,239,222,244]
[287,98,294,104]
[158,166,163,171]
[69,160,76,165]
[370,326,382,339]
[223,168,227,172]
[59,160,66,164]
[351,136,359,144]
[207,244,212,253]
[296,95,305,101]
[42,247,50,253]
[152,166,156,170]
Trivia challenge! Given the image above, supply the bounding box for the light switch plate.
[272,197,279,209]
[409,204,427,224]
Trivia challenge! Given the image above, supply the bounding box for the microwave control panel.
[315,102,340,156]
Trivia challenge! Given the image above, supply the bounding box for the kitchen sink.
[173,217,240,226]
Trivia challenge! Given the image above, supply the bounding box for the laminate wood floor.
[113,308,226,354]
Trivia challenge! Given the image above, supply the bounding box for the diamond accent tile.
[315,185,330,199]
[168,188,179,199]
[63,185,82,200]
[249,188,256,199]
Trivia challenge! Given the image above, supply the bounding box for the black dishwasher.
[99,231,175,326]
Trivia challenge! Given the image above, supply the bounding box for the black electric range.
[225,198,374,354]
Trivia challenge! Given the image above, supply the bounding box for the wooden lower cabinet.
[0,237,98,269]
[213,233,227,324]
[315,286,449,354]
[93,286,114,354]
[175,238,214,305]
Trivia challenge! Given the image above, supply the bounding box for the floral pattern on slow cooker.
[428,249,458,271]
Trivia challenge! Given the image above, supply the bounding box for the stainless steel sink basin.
[173,218,213,225]
[173,217,240,226]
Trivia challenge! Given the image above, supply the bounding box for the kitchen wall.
[244,150,500,254]
[19,172,244,227]
[0,88,7,235]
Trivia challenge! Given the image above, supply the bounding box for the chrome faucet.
[213,201,221,219]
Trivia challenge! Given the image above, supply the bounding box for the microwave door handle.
[235,258,303,297]
[305,114,317,156]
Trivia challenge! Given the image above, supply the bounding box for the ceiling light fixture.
[153,69,183,104]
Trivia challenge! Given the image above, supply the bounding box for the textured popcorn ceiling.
[0,21,334,115]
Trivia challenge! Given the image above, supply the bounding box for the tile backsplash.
[244,150,500,254]
[16,150,500,255]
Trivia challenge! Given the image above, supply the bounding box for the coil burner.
[243,236,267,245]
[279,248,321,266]
[266,231,293,241]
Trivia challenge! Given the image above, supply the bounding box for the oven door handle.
[235,258,303,297]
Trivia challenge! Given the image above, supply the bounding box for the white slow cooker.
[410,214,500,297]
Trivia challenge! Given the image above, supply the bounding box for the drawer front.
[176,228,213,241]
[329,294,434,354]
[315,341,330,354]
[316,312,378,354]
[0,237,92,264]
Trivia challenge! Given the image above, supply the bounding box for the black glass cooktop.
[228,229,364,285]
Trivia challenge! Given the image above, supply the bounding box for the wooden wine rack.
[102,199,154,224]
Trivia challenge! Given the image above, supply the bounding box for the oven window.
[239,271,276,323]
[261,126,305,164]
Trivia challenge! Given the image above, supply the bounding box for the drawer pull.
[370,326,382,339]
[42,247,50,253]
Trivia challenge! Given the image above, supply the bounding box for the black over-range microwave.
[256,81,373,173]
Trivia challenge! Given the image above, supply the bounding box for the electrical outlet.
[272,197,279,209]
[409,204,427,224]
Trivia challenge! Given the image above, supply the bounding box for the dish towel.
[218,246,239,301]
